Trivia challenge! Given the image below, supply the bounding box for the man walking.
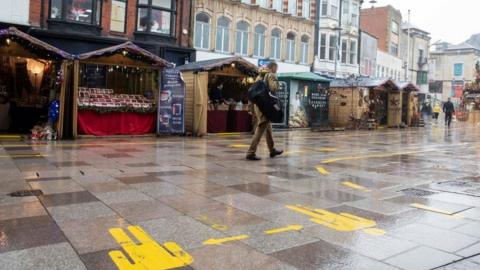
[246,62,283,161]
[443,98,455,128]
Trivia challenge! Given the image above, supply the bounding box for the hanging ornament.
[48,99,60,123]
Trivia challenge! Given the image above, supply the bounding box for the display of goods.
[78,87,155,114]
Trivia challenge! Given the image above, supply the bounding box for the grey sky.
[364,0,480,45]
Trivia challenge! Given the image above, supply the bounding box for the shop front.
[177,57,258,136]
[277,72,330,129]
[73,42,172,137]
[0,27,72,138]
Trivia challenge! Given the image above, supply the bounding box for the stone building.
[313,0,362,77]
[193,0,316,73]
[359,30,377,77]
[430,43,480,102]
[0,0,194,66]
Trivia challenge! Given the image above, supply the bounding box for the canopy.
[0,27,73,60]
[177,57,258,77]
[77,41,172,68]
[278,72,330,83]
[330,78,399,91]
[397,82,420,92]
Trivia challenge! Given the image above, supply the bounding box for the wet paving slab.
[1,125,480,269]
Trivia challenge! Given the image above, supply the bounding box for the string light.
[5,38,11,45]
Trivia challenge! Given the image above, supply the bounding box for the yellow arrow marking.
[0,154,47,158]
[203,234,250,245]
[229,144,250,148]
[287,205,384,234]
[363,228,386,235]
[317,147,337,152]
[109,226,193,270]
[216,132,241,137]
[316,166,330,175]
[341,181,370,191]
[195,215,229,231]
[264,225,303,235]
[320,150,433,164]
[410,203,453,215]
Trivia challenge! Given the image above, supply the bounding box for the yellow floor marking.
[321,150,433,164]
[216,132,241,137]
[229,144,250,148]
[410,203,453,215]
[363,228,386,235]
[109,226,193,270]
[316,147,337,152]
[195,215,229,231]
[0,154,46,158]
[287,205,383,233]
[0,135,22,140]
[264,225,303,235]
[203,234,250,245]
[341,181,370,192]
[316,166,329,175]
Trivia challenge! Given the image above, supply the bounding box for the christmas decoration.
[48,99,60,123]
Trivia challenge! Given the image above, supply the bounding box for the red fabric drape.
[207,110,228,133]
[227,111,252,132]
[78,111,156,136]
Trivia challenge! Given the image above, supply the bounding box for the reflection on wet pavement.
[1,125,480,269]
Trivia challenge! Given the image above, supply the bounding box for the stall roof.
[330,78,400,90]
[177,57,258,76]
[77,41,172,68]
[278,72,330,82]
[397,82,420,92]
[0,27,73,60]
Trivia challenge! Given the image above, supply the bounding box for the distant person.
[443,98,455,128]
[246,62,283,161]
[209,84,224,110]
[421,102,432,124]
[432,103,441,121]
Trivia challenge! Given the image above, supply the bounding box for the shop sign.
[309,85,329,128]
[452,80,464,98]
[271,81,288,128]
[157,68,185,134]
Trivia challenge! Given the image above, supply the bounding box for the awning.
[177,57,258,77]
[278,72,330,83]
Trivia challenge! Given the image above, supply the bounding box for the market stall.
[398,82,420,127]
[277,72,330,129]
[0,27,72,139]
[177,57,258,135]
[462,64,480,124]
[73,42,172,137]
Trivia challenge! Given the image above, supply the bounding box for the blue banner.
[157,68,185,134]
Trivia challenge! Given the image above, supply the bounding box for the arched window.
[272,0,282,12]
[300,35,309,64]
[286,32,296,62]
[216,16,230,53]
[271,28,282,60]
[195,13,210,49]
[235,21,250,55]
[253,25,266,57]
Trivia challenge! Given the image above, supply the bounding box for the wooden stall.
[177,57,258,136]
[0,27,73,139]
[399,82,420,127]
[73,42,172,137]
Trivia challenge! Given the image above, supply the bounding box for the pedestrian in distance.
[421,102,432,125]
[433,103,441,121]
[246,62,283,161]
[443,98,455,128]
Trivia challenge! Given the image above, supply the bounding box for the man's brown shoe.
[246,154,261,161]
[270,149,284,158]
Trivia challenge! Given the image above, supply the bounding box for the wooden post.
[56,61,67,139]
[72,60,79,138]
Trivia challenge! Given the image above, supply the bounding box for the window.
[194,13,210,49]
[351,3,358,27]
[329,34,337,61]
[302,0,310,18]
[454,63,463,76]
[50,0,102,25]
[330,0,338,18]
[235,21,249,55]
[1,0,30,25]
[257,0,267,8]
[349,40,357,64]
[390,42,398,56]
[254,25,266,57]
[271,28,282,60]
[288,0,297,16]
[341,40,347,63]
[273,0,282,12]
[110,0,127,32]
[321,0,328,16]
[137,0,175,35]
[216,17,230,53]
[391,21,399,34]
[319,33,327,59]
[241,0,252,3]
[286,32,296,62]
[300,35,309,64]
[341,0,349,25]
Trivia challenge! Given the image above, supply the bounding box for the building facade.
[360,5,402,58]
[400,23,431,92]
[313,0,362,77]
[430,43,480,102]
[376,50,402,80]
[0,0,194,66]
[359,30,377,77]
[192,0,316,73]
